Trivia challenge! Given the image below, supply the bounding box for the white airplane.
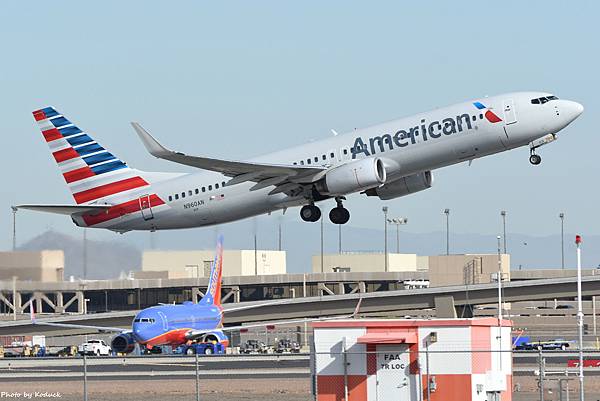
[18,92,583,232]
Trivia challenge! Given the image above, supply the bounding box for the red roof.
[357,332,418,344]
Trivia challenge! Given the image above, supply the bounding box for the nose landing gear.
[528,134,557,165]
[529,153,542,165]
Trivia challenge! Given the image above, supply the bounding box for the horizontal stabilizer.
[15,204,111,216]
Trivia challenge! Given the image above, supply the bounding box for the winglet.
[131,122,172,158]
[352,297,362,318]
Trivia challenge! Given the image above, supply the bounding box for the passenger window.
[188,190,192,196]
[479,114,483,119]
[472,115,477,121]
[175,194,179,200]
[181,192,185,198]
[222,181,225,187]
[300,160,304,165]
[202,187,206,192]
[215,183,219,189]
[314,156,318,162]
[307,159,311,165]
[343,149,348,155]
[322,155,326,161]
[330,152,335,158]
[208,185,212,190]
[168,196,172,202]
[195,189,199,194]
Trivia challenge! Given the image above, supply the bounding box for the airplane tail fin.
[32,107,151,205]
[199,235,224,306]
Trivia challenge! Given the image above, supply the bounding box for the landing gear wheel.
[300,205,321,222]
[329,207,350,225]
[529,154,542,165]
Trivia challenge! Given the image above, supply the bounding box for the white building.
[311,252,428,273]
[139,250,286,279]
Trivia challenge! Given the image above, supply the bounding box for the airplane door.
[139,194,154,221]
[503,99,517,125]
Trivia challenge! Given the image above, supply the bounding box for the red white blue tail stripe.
[33,107,151,205]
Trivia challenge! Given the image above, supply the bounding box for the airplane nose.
[563,100,584,122]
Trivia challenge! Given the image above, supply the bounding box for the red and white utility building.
[312,318,512,401]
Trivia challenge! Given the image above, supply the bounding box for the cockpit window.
[133,318,155,323]
[531,95,558,105]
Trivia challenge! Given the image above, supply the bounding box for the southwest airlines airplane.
[32,236,358,353]
[19,92,583,231]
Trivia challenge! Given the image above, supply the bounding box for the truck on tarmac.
[78,339,112,356]
[175,342,225,355]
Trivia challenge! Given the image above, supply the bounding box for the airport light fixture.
[575,235,584,401]
[443,209,450,255]
[11,206,17,251]
[382,206,389,272]
[559,213,565,269]
[387,217,408,253]
[500,210,507,254]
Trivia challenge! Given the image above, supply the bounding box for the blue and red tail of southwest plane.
[199,234,224,307]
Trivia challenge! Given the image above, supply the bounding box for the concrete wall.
[427,254,510,287]
[0,251,64,282]
[142,250,286,278]
[311,253,418,273]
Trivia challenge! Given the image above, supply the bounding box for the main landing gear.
[300,197,350,225]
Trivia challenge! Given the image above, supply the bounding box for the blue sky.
[1,1,598,255]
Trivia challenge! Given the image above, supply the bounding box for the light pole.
[387,217,408,253]
[496,235,503,322]
[11,206,17,251]
[338,225,342,254]
[575,235,584,401]
[320,214,324,273]
[559,213,565,269]
[278,218,282,252]
[444,209,450,255]
[501,210,507,254]
[382,206,389,272]
[82,228,88,280]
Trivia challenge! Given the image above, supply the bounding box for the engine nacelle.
[316,157,386,196]
[111,332,137,354]
[365,171,433,200]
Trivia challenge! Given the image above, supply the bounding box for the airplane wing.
[32,320,128,333]
[15,204,111,216]
[185,298,363,341]
[131,123,327,194]
[30,306,127,333]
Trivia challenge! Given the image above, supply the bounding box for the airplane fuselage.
[68,91,582,231]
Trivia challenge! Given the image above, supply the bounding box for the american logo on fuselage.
[351,103,502,159]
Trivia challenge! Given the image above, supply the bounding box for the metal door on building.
[376,345,411,401]
[139,194,154,221]
[503,99,517,125]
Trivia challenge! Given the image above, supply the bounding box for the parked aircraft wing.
[15,204,111,216]
[186,298,363,340]
[30,304,126,333]
[131,122,326,189]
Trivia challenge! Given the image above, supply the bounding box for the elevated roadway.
[2,275,600,336]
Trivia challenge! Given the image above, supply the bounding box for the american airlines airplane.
[19,92,583,232]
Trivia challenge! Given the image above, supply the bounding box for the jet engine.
[365,171,433,200]
[316,157,386,196]
[111,332,137,354]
